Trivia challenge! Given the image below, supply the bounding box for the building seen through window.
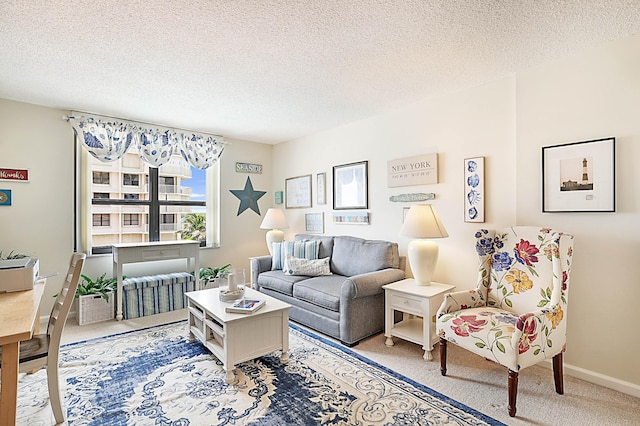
[78,149,218,255]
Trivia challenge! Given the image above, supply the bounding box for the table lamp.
[260,208,289,255]
[400,204,448,285]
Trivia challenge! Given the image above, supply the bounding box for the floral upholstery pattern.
[436,227,574,372]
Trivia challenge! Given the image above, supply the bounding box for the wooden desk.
[112,241,200,321]
[0,279,46,426]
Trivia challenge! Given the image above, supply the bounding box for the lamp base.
[265,229,284,255]
[407,239,439,285]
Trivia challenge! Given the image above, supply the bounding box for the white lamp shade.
[260,208,289,230]
[260,208,289,255]
[400,204,448,285]
[400,204,448,239]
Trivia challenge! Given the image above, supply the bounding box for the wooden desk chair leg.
[47,352,65,424]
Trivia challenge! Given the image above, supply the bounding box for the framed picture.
[317,173,326,205]
[305,212,324,233]
[332,211,370,224]
[333,161,368,210]
[542,137,615,212]
[0,189,12,206]
[274,191,283,204]
[464,157,485,222]
[285,174,312,209]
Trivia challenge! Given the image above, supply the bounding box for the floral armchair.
[436,227,574,417]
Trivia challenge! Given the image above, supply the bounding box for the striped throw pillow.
[271,240,320,270]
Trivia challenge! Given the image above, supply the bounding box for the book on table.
[225,299,265,314]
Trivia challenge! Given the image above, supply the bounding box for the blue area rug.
[17,321,504,425]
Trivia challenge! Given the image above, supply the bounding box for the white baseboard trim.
[541,359,640,398]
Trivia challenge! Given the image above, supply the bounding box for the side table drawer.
[389,293,423,314]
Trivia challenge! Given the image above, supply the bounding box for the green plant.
[76,273,119,301]
[0,250,29,260]
[180,213,206,241]
[199,263,231,286]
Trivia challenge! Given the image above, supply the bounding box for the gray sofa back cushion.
[331,236,400,276]
[295,234,334,259]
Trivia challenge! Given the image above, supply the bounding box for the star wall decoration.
[229,176,266,216]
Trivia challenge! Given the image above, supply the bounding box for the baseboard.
[541,359,640,398]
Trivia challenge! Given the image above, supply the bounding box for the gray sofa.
[250,234,405,346]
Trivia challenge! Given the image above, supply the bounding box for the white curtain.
[69,113,225,169]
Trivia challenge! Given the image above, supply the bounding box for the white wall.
[272,34,640,394]
[0,101,75,306]
[0,98,273,317]
[273,77,517,288]
[516,34,640,388]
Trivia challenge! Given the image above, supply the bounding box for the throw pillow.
[271,240,320,270]
[284,255,332,276]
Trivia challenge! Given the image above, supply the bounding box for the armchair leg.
[439,338,447,376]
[553,352,564,394]
[508,369,518,417]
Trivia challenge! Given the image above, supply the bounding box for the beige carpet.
[61,310,639,425]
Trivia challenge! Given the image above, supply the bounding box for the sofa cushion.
[331,236,400,276]
[271,240,319,270]
[292,275,346,312]
[295,234,334,259]
[284,255,332,276]
[257,270,308,296]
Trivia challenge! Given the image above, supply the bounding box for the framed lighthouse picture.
[542,137,615,212]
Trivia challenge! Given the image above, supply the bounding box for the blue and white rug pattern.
[17,321,504,425]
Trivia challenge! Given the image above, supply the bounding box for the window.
[159,176,176,193]
[93,172,110,185]
[76,148,220,255]
[123,214,139,226]
[92,214,110,226]
[123,173,139,186]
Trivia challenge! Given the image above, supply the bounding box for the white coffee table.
[186,286,291,384]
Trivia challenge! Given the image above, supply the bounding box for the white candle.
[228,272,238,292]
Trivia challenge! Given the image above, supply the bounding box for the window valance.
[66,112,226,169]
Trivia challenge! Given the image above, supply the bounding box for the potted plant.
[77,273,118,301]
[75,273,121,325]
[199,263,231,287]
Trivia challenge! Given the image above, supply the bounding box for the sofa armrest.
[436,289,486,318]
[342,268,406,299]
[249,256,272,288]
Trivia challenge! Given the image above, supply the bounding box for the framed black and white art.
[542,137,615,213]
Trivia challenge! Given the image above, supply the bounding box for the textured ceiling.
[1,1,639,144]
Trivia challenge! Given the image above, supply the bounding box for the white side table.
[383,279,455,361]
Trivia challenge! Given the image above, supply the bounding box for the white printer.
[0,257,39,292]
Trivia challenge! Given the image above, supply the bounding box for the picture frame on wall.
[305,212,324,233]
[317,172,326,205]
[332,211,370,224]
[285,174,312,209]
[333,160,368,210]
[464,156,485,222]
[542,137,615,213]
